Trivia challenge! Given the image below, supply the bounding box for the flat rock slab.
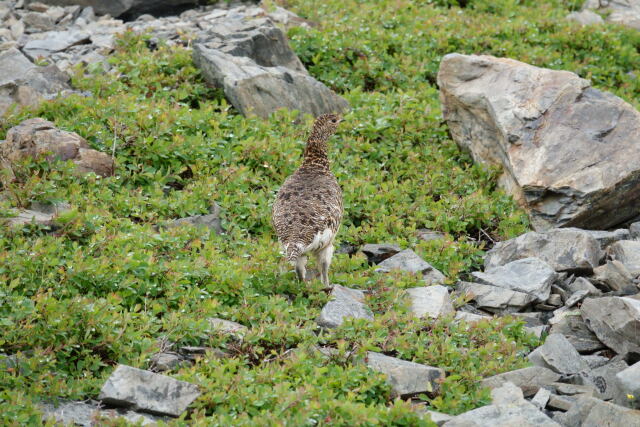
[406,285,454,319]
[168,203,223,235]
[438,53,640,230]
[581,296,640,357]
[455,311,492,323]
[442,401,560,427]
[98,364,200,417]
[584,229,630,250]
[548,313,605,353]
[472,257,556,302]
[316,285,372,328]
[457,281,536,313]
[481,366,561,397]
[484,229,601,273]
[591,260,636,295]
[365,352,444,398]
[375,249,446,284]
[23,30,91,58]
[570,359,629,401]
[608,240,640,277]
[528,333,589,375]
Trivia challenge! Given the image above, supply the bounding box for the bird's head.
[311,113,343,140]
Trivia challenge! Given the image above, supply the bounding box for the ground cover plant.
[2,0,640,425]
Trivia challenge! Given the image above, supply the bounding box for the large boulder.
[193,18,349,118]
[365,352,445,398]
[484,229,601,273]
[438,53,640,231]
[1,118,114,177]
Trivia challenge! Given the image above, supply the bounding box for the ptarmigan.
[272,113,344,287]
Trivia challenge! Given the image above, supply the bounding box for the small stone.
[481,366,561,397]
[406,285,454,319]
[549,382,596,397]
[548,394,577,411]
[27,2,49,12]
[417,229,446,242]
[491,381,525,405]
[528,334,589,375]
[531,387,552,410]
[150,352,183,372]
[547,294,563,306]
[23,30,91,59]
[630,222,640,240]
[208,317,247,340]
[361,243,401,265]
[512,312,545,327]
[376,249,446,284]
[584,229,630,250]
[423,410,453,426]
[443,398,560,426]
[582,354,610,370]
[23,12,55,32]
[98,365,200,417]
[40,400,165,426]
[366,352,444,398]
[524,325,547,339]
[457,281,536,313]
[167,203,223,235]
[317,285,373,328]
[565,277,602,297]
[567,10,605,25]
[455,311,492,324]
[472,258,556,302]
[563,289,590,308]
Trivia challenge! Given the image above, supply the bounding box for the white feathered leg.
[317,244,334,287]
[295,255,308,282]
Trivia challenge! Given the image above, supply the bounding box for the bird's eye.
[331,119,337,123]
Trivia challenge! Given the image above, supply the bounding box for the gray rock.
[630,222,640,239]
[615,361,640,409]
[583,0,640,31]
[484,229,601,273]
[406,285,454,319]
[564,289,590,308]
[455,311,492,323]
[582,354,610,370]
[565,277,602,297]
[584,229,630,249]
[528,333,589,375]
[168,203,223,235]
[23,29,91,58]
[609,240,640,277]
[457,281,536,313]
[442,395,560,427]
[376,249,446,284]
[192,19,348,119]
[592,260,637,293]
[581,296,640,357]
[23,11,55,31]
[524,325,547,339]
[317,285,373,328]
[491,381,526,405]
[547,393,577,411]
[361,243,401,264]
[481,366,561,397]
[472,258,556,302]
[567,10,604,26]
[417,229,446,242]
[423,410,453,426]
[531,387,552,410]
[2,209,55,227]
[365,351,444,398]
[548,382,596,397]
[40,400,164,426]
[1,118,114,177]
[26,0,200,18]
[512,312,545,327]
[150,352,184,372]
[548,313,605,354]
[546,294,563,307]
[98,364,200,417]
[208,317,247,340]
[438,53,640,230]
[570,359,629,401]
[554,396,640,427]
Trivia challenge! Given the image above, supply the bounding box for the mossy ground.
[1,0,640,425]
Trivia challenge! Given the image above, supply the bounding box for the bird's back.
[272,167,343,260]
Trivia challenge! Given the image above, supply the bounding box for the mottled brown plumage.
[272,113,344,286]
